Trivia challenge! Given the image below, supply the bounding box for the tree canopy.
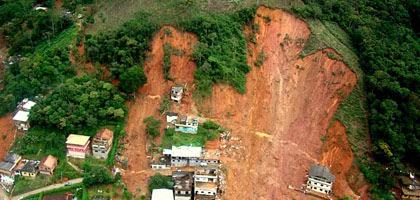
[30,76,126,133]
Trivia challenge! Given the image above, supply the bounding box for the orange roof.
[95,128,113,140]
[205,140,220,150]
[41,155,57,169]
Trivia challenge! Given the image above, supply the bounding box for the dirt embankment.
[121,6,364,199]
[0,114,17,160]
[321,120,368,199]
[199,6,359,199]
[122,26,197,194]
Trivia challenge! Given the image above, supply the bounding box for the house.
[306,165,335,195]
[0,153,21,176]
[13,98,36,131]
[12,110,30,131]
[17,98,36,112]
[194,165,218,200]
[66,134,91,159]
[173,171,193,200]
[43,193,74,200]
[174,116,199,134]
[151,156,171,170]
[92,129,114,159]
[171,86,184,103]
[166,112,179,125]
[201,141,221,165]
[170,146,203,167]
[152,188,174,200]
[400,173,420,200]
[39,155,58,175]
[20,160,40,178]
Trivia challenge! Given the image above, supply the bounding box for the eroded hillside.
[122,6,365,199]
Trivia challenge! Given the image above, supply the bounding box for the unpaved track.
[122,26,197,194]
[200,7,357,199]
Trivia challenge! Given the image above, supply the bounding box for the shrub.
[148,173,173,192]
[143,116,161,138]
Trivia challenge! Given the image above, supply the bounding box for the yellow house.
[20,161,39,178]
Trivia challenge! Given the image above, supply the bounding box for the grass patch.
[88,0,304,33]
[21,183,83,200]
[34,26,78,56]
[161,121,223,148]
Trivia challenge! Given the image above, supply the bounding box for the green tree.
[82,163,113,187]
[119,66,147,94]
[143,116,161,138]
[148,173,173,192]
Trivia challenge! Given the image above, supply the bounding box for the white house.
[170,146,202,167]
[171,86,184,103]
[13,98,37,131]
[12,111,30,131]
[194,165,218,200]
[166,112,179,126]
[152,188,174,200]
[306,165,335,195]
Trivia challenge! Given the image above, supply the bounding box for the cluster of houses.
[150,145,221,200]
[149,86,222,200]
[66,128,114,160]
[0,153,57,192]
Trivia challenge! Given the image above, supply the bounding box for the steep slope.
[200,6,358,199]
[122,26,197,194]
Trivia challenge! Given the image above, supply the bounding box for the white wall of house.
[0,174,14,185]
[306,177,333,194]
[195,187,217,196]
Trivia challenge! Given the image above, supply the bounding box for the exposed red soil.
[0,114,17,160]
[320,120,368,199]
[122,26,198,195]
[198,6,358,199]
[121,6,365,199]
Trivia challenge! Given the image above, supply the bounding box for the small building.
[152,188,174,200]
[400,173,420,200]
[17,98,37,112]
[166,112,179,125]
[171,86,184,103]
[173,171,193,200]
[92,129,114,159]
[306,165,335,195]
[170,146,202,167]
[13,98,37,131]
[20,160,40,178]
[0,153,21,176]
[66,134,91,159]
[43,193,74,200]
[151,156,171,170]
[39,155,58,175]
[12,110,30,131]
[194,165,218,200]
[174,116,198,134]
